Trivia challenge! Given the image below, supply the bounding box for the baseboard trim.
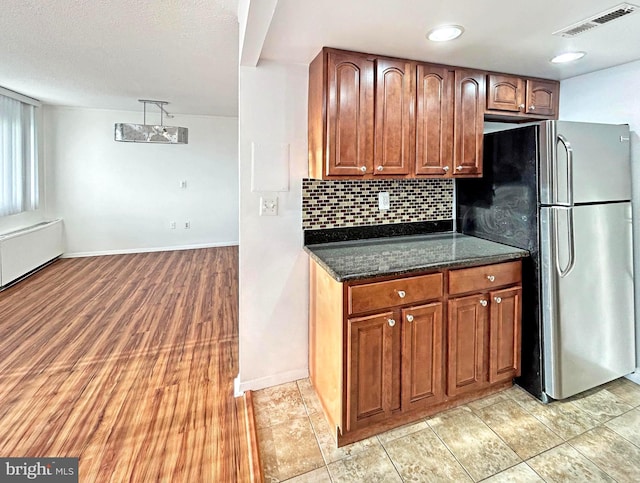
[238,368,309,393]
[62,241,239,258]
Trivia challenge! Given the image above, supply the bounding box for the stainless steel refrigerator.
[457,120,636,401]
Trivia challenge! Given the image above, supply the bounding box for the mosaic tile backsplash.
[302,178,454,230]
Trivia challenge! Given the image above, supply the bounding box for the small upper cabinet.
[486,74,559,119]
[487,74,525,112]
[525,79,559,117]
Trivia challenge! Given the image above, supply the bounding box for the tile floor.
[254,377,640,482]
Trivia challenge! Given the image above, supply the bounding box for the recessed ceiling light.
[550,51,586,63]
[427,25,464,42]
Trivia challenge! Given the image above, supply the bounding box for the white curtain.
[0,93,38,217]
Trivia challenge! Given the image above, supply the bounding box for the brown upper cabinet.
[308,47,558,180]
[486,74,559,119]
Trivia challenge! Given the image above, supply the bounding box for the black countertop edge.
[304,249,528,283]
[304,220,453,246]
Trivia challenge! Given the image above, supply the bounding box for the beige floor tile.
[254,381,308,429]
[258,416,324,482]
[376,419,429,445]
[570,426,640,483]
[428,406,521,481]
[605,407,640,446]
[504,385,546,412]
[521,398,603,440]
[606,378,640,407]
[283,466,332,483]
[296,378,324,416]
[481,462,544,482]
[476,399,563,459]
[569,388,634,424]
[309,410,379,464]
[326,444,402,482]
[466,390,511,412]
[527,444,614,482]
[383,427,472,482]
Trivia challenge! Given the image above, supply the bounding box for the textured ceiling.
[0,0,238,116]
[4,1,640,117]
[261,0,640,81]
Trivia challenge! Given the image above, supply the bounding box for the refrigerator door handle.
[556,134,574,206]
[553,207,575,278]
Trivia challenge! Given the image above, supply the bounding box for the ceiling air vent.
[553,3,638,37]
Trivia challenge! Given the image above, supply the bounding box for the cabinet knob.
[486,275,495,282]
[397,290,406,298]
[377,166,384,171]
[494,296,502,304]
[388,318,396,327]
[406,314,414,322]
[529,105,536,111]
[456,166,463,171]
[518,103,525,109]
[360,166,367,172]
[480,299,488,307]
[443,166,450,172]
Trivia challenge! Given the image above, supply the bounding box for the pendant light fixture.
[114,100,188,144]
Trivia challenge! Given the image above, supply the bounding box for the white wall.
[560,59,640,372]
[237,61,309,391]
[44,107,238,256]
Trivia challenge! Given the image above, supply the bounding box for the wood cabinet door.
[525,79,559,117]
[415,64,453,176]
[346,312,395,431]
[374,58,415,176]
[489,286,522,383]
[401,302,444,411]
[453,69,485,177]
[326,51,374,176]
[447,293,488,396]
[486,74,525,112]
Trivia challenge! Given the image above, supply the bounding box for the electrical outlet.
[378,191,390,210]
[184,221,191,229]
[179,180,187,189]
[170,221,176,229]
[260,196,278,216]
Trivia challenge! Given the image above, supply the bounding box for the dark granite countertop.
[304,233,529,282]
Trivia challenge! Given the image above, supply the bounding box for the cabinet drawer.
[449,261,521,295]
[348,273,443,315]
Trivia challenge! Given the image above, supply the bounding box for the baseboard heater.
[0,219,64,288]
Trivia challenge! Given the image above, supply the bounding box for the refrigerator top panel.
[539,121,631,205]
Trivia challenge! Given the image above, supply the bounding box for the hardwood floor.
[0,247,252,481]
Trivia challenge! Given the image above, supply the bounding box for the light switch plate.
[378,191,390,211]
[260,196,278,216]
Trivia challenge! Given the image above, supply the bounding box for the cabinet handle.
[518,103,525,109]
[480,299,488,307]
[388,318,396,327]
[456,166,463,171]
[494,296,502,304]
[529,105,536,111]
[406,314,414,322]
[397,290,406,298]
[486,275,495,282]
[377,166,384,171]
[443,166,450,172]
[360,166,366,172]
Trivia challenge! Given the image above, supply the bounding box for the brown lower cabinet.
[309,258,522,446]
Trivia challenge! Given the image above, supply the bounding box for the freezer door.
[540,202,635,399]
[539,121,631,205]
